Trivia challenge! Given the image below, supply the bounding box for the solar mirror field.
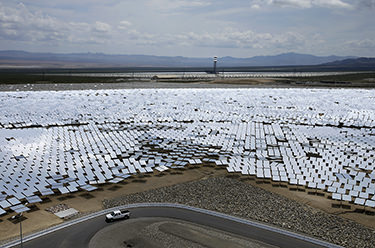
[0,88,375,216]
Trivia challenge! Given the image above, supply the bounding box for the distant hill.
[322,57,375,68]
[220,53,355,67]
[0,50,356,68]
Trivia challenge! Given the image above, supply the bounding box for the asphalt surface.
[20,207,327,248]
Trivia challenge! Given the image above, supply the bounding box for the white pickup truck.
[105,209,130,222]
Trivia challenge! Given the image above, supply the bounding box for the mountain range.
[322,57,375,67]
[0,50,366,68]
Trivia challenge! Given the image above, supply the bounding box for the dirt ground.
[0,80,287,92]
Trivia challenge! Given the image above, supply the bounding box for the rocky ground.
[103,176,375,248]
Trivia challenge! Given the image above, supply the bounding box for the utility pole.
[12,213,24,248]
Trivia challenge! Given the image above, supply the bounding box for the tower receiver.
[213,56,218,74]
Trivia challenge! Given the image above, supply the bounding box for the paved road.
[18,206,330,248]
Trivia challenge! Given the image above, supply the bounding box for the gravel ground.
[154,220,273,248]
[103,176,375,248]
[89,217,272,248]
[45,203,70,214]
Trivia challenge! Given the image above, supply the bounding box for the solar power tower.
[213,56,218,74]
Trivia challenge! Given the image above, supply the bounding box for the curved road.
[5,205,340,248]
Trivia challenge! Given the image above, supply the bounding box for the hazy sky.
[0,0,374,57]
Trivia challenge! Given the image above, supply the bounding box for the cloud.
[314,0,352,9]
[250,0,352,9]
[0,3,65,41]
[357,0,375,8]
[0,2,306,51]
[147,0,211,12]
[118,21,132,30]
[345,39,375,49]
[251,4,261,9]
[163,29,307,51]
[0,1,373,56]
[273,0,313,8]
[0,1,310,54]
[93,21,111,33]
[0,2,114,44]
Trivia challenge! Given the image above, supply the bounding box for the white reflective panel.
[10,204,30,213]
[337,188,346,194]
[359,192,369,199]
[354,198,366,205]
[58,187,69,194]
[0,88,374,205]
[0,208,6,216]
[7,197,21,206]
[81,184,97,192]
[26,195,42,204]
[0,194,7,202]
[365,200,375,208]
[332,193,342,200]
[67,186,78,192]
[0,200,11,209]
[108,178,123,184]
[342,194,352,202]
[41,189,54,196]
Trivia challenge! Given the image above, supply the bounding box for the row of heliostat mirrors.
[0,88,374,215]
